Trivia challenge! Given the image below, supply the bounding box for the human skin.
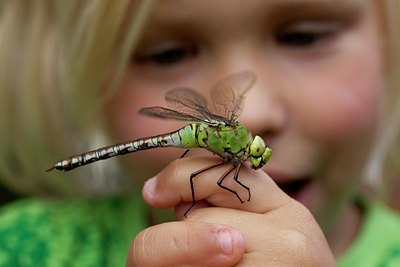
[104,0,385,265]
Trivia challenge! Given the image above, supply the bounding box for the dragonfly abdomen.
[47,124,201,172]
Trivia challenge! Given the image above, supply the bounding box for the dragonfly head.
[249,136,272,170]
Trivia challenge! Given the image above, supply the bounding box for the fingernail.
[218,229,237,255]
[143,176,157,199]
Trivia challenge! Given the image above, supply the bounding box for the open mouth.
[274,177,312,200]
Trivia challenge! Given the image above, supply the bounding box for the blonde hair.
[0,0,154,196]
[0,0,399,200]
[364,0,400,199]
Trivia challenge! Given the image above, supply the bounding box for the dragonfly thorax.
[193,122,246,158]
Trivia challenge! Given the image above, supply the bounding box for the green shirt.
[338,202,400,267]
[1,196,399,266]
[0,194,148,267]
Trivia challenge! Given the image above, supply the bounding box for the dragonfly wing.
[164,88,221,122]
[139,106,212,123]
[210,71,256,121]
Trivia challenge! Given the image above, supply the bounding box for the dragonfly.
[47,71,272,217]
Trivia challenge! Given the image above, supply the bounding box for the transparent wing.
[139,72,256,123]
[165,88,215,120]
[139,88,225,124]
[139,106,212,123]
[210,71,256,121]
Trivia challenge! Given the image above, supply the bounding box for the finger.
[178,207,335,267]
[175,200,212,220]
[143,156,291,214]
[127,221,245,267]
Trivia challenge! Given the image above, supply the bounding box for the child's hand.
[127,156,336,266]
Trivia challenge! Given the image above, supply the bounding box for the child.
[0,0,399,266]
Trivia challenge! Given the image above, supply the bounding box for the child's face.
[106,0,385,227]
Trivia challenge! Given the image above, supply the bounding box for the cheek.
[103,79,187,173]
[299,63,383,143]
[105,82,179,141]
[105,88,159,141]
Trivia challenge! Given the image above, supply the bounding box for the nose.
[202,61,286,142]
[239,73,286,141]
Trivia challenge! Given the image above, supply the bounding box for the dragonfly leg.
[180,149,190,158]
[232,163,251,201]
[217,164,244,203]
[184,161,226,217]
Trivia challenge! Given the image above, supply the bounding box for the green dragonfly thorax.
[205,123,250,160]
[183,122,271,169]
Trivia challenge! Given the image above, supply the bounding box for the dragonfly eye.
[250,136,266,157]
[250,136,272,169]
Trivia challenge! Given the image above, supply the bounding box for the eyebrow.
[268,0,363,9]
[258,0,366,31]
[267,0,364,18]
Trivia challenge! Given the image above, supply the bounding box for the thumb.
[127,221,245,267]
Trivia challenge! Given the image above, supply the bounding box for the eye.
[277,32,321,47]
[147,47,189,64]
[276,21,342,48]
[134,42,197,66]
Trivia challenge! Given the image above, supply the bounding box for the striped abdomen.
[47,124,201,172]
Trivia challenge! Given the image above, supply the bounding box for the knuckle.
[276,229,315,265]
[282,229,310,251]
